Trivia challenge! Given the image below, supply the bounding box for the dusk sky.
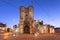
[0,0,60,28]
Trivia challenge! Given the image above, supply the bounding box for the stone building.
[47,25,55,33]
[34,20,55,34]
[0,23,7,33]
[55,28,60,33]
[19,6,34,34]
[18,6,55,34]
[39,25,48,33]
[34,20,40,33]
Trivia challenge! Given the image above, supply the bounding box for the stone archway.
[24,25,30,34]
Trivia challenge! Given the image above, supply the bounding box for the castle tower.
[29,6,34,34]
[19,6,34,34]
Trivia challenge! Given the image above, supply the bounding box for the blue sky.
[0,0,60,28]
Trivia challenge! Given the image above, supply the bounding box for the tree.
[13,25,17,28]
[39,21,43,27]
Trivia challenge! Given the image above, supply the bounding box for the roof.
[0,23,6,27]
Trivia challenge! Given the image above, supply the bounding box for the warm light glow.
[34,32,39,36]
[3,33,9,39]
[0,27,1,29]
[39,26,48,33]
[13,34,16,36]
[2,28,5,30]
[50,28,54,33]
[15,29,18,32]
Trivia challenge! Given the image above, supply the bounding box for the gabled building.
[47,25,55,33]
[0,22,7,34]
[55,28,60,33]
[34,20,55,34]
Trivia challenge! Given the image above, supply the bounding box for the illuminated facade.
[34,20,55,34]
[49,26,55,33]
[39,25,48,33]
[0,23,7,33]
[19,6,34,34]
[19,6,55,34]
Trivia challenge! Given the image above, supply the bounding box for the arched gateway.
[24,25,30,34]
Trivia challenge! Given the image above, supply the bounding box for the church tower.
[19,6,34,34]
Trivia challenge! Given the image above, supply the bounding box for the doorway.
[24,25,30,34]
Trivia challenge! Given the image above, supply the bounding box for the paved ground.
[0,33,60,40]
[9,34,60,40]
[0,34,4,40]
